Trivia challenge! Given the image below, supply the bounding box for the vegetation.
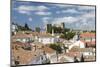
[24,23,31,30]
[13,22,32,31]
[22,45,32,51]
[62,44,68,53]
[80,54,84,62]
[49,43,63,53]
[90,30,96,33]
[74,56,79,62]
[46,23,70,34]
[35,27,40,33]
[60,32,75,40]
[53,26,63,33]
[64,28,70,33]
[52,26,70,34]
[14,60,20,65]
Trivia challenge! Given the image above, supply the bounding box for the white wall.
[38,37,56,44]
[0,0,100,67]
[69,41,85,50]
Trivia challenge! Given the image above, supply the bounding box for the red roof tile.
[80,32,95,38]
[12,33,33,39]
[81,41,96,46]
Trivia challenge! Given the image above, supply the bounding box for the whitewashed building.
[12,32,33,43]
[69,40,85,50]
[12,23,18,32]
[34,33,59,45]
[38,37,58,45]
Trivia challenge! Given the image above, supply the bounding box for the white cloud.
[42,17,51,29]
[56,11,60,14]
[15,5,34,11]
[52,16,78,24]
[78,6,95,11]
[74,11,95,30]
[62,9,78,13]
[14,5,49,14]
[28,17,32,21]
[18,10,30,15]
[56,8,82,14]
[35,12,52,15]
[42,17,51,23]
[42,17,50,21]
[55,4,95,11]
[77,11,95,24]
[55,4,68,8]
[55,5,95,14]
[54,4,74,8]
[52,10,95,30]
[82,11,95,18]
[37,6,49,11]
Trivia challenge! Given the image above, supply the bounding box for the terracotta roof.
[69,47,95,52]
[81,41,96,46]
[12,32,33,39]
[12,41,24,45]
[65,52,80,58]
[31,32,39,36]
[69,46,80,52]
[31,31,55,38]
[80,32,95,38]
[79,48,95,52]
[12,41,31,46]
[33,42,44,49]
[84,55,96,61]
[42,46,56,54]
[33,42,44,45]
[12,47,41,65]
[38,33,53,37]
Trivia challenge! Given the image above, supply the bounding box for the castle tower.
[61,22,65,29]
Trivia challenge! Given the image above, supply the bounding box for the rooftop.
[80,32,95,38]
[69,47,95,52]
[42,46,56,54]
[12,32,33,39]
[12,45,41,65]
[81,41,96,46]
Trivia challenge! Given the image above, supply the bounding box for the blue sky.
[11,1,96,30]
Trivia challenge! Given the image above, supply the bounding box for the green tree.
[62,44,67,53]
[53,26,62,33]
[64,28,70,32]
[80,54,84,62]
[35,27,40,33]
[49,43,62,53]
[74,56,79,62]
[16,23,31,31]
[24,23,30,30]
[60,32,75,40]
